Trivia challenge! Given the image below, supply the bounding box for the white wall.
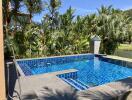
[94,41,101,54]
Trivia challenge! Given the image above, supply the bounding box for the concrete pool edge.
[105,55,132,63]
[103,55,132,68]
[15,53,93,61]
[14,59,25,76]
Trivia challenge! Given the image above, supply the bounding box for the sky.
[32,0,132,23]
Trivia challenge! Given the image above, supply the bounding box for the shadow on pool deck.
[15,86,132,100]
[22,87,78,100]
[5,63,132,100]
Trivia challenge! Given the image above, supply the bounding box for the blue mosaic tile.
[57,71,78,79]
[17,63,32,76]
[16,53,132,88]
[17,54,94,70]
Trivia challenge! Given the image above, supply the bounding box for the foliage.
[3,0,132,58]
[95,6,126,54]
[24,0,43,22]
[5,24,43,58]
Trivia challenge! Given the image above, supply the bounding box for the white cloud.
[121,6,132,10]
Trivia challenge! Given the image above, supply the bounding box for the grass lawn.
[114,44,132,59]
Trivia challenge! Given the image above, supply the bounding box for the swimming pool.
[15,54,132,90]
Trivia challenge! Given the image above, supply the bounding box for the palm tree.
[60,6,75,34]
[96,6,130,54]
[46,0,61,30]
[3,0,12,36]
[24,0,43,23]
[3,0,31,36]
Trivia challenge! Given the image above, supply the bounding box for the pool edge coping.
[14,59,25,76]
[106,55,132,63]
[15,53,93,61]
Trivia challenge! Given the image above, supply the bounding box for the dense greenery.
[3,0,132,58]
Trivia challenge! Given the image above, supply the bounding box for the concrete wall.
[0,0,6,99]
[94,41,101,54]
[90,41,101,54]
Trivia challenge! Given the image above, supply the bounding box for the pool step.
[76,80,89,88]
[62,78,88,91]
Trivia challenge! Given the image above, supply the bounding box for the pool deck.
[12,71,132,100]
[11,55,132,100]
[106,55,132,63]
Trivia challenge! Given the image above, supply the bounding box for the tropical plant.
[95,6,130,54]
[3,0,132,58]
[24,0,43,23]
[60,7,75,34]
[44,0,61,31]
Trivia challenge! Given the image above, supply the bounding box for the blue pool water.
[17,54,132,89]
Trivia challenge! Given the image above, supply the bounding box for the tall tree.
[24,0,43,23]
[46,0,61,30]
[60,6,74,34]
[3,0,11,36]
[96,6,129,54]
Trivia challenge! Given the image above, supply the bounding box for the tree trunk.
[29,12,32,23]
[128,34,131,44]
[5,0,11,37]
[29,0,32,23]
